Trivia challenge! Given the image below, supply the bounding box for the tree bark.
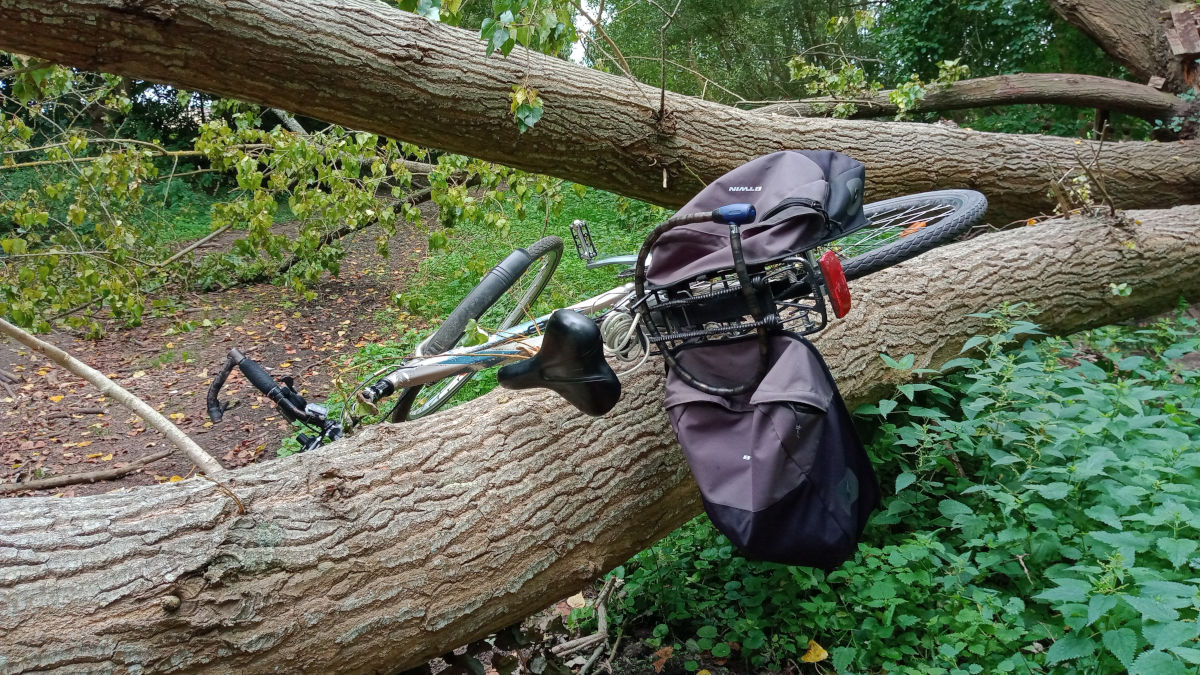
[2,205,1198,673]
[0,0,1197,223]
[1049,0,1193,92]
[750,73,1196,123]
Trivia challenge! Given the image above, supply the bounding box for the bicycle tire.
[830,189,987,281]
[390,235,564,422]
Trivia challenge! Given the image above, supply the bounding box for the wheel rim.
[829,198,962,261]
[399,240,562,421]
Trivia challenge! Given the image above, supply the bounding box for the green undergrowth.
[604,305,1200,674]
[1,165,231,245]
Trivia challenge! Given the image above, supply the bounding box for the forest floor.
[0,220,431,497]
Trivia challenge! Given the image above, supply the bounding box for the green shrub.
[610,307,1200,674]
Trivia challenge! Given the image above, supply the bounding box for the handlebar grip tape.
[238,356,280,397]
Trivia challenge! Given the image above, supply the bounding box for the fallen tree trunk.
[0,1,1197,222]
[750,73,1195,122]
[2,205,1197,673]
[1049,0,1192,92]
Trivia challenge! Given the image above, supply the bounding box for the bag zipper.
[759,197,829,225]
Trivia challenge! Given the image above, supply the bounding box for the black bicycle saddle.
[497,309,621,416]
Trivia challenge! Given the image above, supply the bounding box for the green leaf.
[1155,537,1197,569]
[1123,594,1180,623]
[1170,646,1200,665]
[1103,627,1138,667]
[960,335,988,353]
[1045,634,1095,665]
[743,630,765,650]
[939,357,979,371]
[831,647,856,672]
[711,642,731,658]
[1034,578,1091,604]
[877,399,897,417]
[895,472,916,493]
[1130,650,1188,675]
[1143,622,1200,652]
[879,352,913,370]
[1031,482,1071,500]
[1086,594,1117,626]
[696,625,718,639]
[462,319,489,346]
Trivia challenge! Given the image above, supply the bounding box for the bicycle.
[206,189,986,451]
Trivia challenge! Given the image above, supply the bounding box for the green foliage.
[594,0,877,104]
[509,84,544,133]
[475,0,574,131]
[1154,87,1200,135]
[2,47,576,335]
[608,307,1200,673]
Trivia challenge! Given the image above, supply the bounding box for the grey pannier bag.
[665,334,879,569]
[642,150,879,568]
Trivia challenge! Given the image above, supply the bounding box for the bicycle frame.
[360,282,636,401]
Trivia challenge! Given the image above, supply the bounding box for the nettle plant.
[608,305,1200,674]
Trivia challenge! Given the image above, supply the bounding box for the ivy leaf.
[1045,634,1095,665]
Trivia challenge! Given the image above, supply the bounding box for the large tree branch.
[751,73,1196,122]
[1049,0,1193,92]
[1,205,1198,672]
[0,0,1196,223]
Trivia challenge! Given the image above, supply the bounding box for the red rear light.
[818,250,851,319]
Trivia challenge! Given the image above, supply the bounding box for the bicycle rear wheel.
[828,190,987,281]
[390,235,564,422]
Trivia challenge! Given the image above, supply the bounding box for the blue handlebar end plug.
[712,203,756,226]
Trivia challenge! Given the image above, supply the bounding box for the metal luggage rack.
[639,254,829,351]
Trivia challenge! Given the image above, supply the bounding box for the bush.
[609,307,1200,674]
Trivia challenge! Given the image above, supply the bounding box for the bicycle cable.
[600,310,652,377]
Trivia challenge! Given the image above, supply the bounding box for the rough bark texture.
[1050,0,1192,91]
[0,0,1197,223]
[751,73,1196,122]
[2,206,1198,673]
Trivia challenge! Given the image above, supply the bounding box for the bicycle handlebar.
[207,348,308,423]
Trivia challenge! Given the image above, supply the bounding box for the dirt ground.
[0,224,429,497]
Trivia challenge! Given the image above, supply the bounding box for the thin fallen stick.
[0,318,224,475]
[0,448,172,494]
[158,223,232,267]
[45,407,106,420]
